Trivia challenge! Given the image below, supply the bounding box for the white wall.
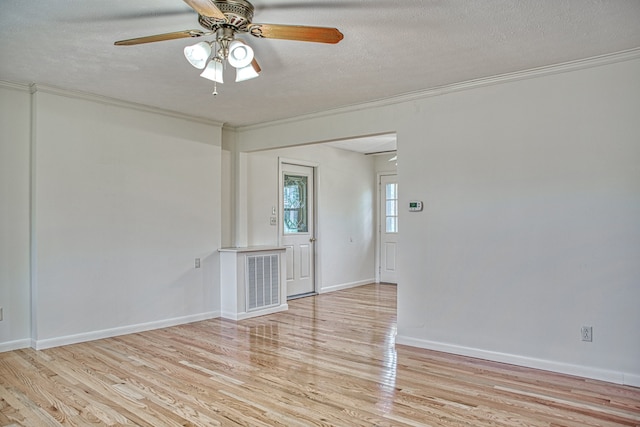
[397,59,640,385]
[374,153,397,175]
[233,55,640,385]
[221,149,232,247]
[3,54,638,386]
[28,89,223,348]
[0,84,31,351]
[221,127,238,248]
[243,144,376,292]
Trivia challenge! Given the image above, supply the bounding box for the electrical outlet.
[195,258,201,269]
[581,326,593,342]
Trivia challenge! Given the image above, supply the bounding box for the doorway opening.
[234,132,397,298]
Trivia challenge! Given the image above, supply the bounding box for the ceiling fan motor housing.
[198,0,254,31]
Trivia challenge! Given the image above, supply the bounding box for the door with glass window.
[379,174,398,283]
[280,163,315,297]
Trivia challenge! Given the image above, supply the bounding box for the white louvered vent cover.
[246,254,280,311]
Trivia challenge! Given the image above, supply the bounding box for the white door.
[280,163,315,297]
[379,174,398,284]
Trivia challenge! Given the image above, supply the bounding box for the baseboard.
[0,338,32,353]
[33,311,221,350]
[319,278,375,294]
[624,373,640,388]
[221,303,288,321]
[396,335,638,387]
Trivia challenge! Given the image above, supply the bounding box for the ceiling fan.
[114,0,344,91]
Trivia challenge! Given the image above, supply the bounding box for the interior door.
[280,163,315,297]
[379,174,398,284]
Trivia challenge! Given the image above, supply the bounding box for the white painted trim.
[221,303,289,321]
[0,80,31,92]
[7,48,640,133]
[624,374,640,388]
[0,339,32,353]
[319,279,375,294]
[33,311,220,350]
[30,87,38,345]
[278,157,320,168]
[236,48,640,132]
[27,83,224,127]
[395,335,637,387]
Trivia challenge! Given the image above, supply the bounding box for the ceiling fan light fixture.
[227,40,254,68]
[184,41,212,69]
[115,0,345,94]
[200,58,224,83]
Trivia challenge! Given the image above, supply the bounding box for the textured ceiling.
[1,0,639,127]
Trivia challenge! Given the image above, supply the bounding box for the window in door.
[385,182,398,233]
[283,174,308,234]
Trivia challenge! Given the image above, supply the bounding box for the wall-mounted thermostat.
[409,201,423,212]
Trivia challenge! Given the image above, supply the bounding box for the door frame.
[278,157,320,296]
[376,172,398,283]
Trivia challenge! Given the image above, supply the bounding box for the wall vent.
[246,254,280,311]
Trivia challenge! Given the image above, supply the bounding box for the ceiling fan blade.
[182,0,227,21]
[248,24,344,44]
[252,58,261,74]
[114,30,208,46]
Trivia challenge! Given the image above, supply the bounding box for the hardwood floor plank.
[1,283,639,426]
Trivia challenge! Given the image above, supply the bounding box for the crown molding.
[235,47,640,133]
[31,83,224,127]
[0,80,31,92]
[6,47,640,133]
[13,82,224,127]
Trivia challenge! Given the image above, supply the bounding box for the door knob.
[309,237,316,242]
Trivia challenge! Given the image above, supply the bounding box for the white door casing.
[279,162,316,297]
[379,174,398,284]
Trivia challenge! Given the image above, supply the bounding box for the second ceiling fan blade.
[251,58,262,73]
[182,0,227,21]
[248,24,343,44]
[114,30,207,46]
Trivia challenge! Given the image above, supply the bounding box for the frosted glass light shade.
[235,63,259,82]
[228,40,254,68]
[200,59,224,83]
[184,42,212,69]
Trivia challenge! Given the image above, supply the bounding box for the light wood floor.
[1,284,639,426]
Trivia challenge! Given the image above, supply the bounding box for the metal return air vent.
[246,254,280,311]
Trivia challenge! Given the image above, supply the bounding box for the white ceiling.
[1,1,639,128]
[325,133,396,154]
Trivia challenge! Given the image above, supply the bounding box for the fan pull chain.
[212,40,219,96]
